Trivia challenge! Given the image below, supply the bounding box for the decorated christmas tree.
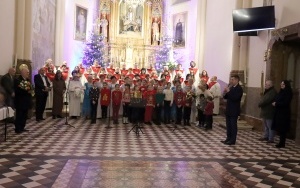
[154,36,178,73]
[82,33,105,67]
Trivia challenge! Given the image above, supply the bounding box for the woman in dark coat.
[52,71,66,119]
[272,80,293,148]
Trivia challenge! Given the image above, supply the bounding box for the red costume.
[100,88,111,106]
[140,73,146,80]
[174,91,185,107]
[133,68,140,75]
[200,76,209,84]
[204,101,214,116]
[208,81,217,89]
[139,86,147,94]
[114,73,121,80]
[112,90,122,122]
[147,68,153,75]
[106,68,115,75]
[121,69,128,76]
[189,67,198,75]
[46,72,55,82]
[144,90,156,122]
[127,73,135,80]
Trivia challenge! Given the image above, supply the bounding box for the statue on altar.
[152,17,160,45]
[100,14,109,39]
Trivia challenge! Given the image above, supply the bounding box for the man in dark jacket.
[258,80,277,143]
[14,68,32,133]
[34,68,51,121]
[221,75,243,145]
[0,68,16,107]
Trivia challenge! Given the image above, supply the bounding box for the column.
[194,0,207,71]
[54,0,66,65]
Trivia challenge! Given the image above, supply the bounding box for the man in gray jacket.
[258,80,277,143]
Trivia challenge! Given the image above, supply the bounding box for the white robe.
[68,80,84,117]
[209,82,221,114]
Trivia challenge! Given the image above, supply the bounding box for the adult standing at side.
[221,75,243,145]
[34,68,51,121]
[52,70,66,119]
[14,68,32,133]
[272,80,293,148]
[208,76,221,115]
[258,80,277,143]
[68,73,84,118]
[1,67,16,107]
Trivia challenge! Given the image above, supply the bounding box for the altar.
[97,0,163,69]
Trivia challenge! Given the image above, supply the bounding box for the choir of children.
[71,64,215,129]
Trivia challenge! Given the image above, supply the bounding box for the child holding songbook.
[100,82,111,119]
[112,84,122,124]
[89,81,100,124]
[174,85,185,125]
[122,84,131,124]
[154,86,165,125]
[204,96,214,130]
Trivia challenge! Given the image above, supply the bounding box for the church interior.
[1,0,300,187]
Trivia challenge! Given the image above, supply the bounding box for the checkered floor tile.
[0,116,300,187]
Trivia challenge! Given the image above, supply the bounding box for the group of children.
[87,76,215,130]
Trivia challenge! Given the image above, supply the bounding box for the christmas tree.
[154,36,178,73]
[82,33,105,67]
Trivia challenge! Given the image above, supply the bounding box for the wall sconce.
[264,49,271,62]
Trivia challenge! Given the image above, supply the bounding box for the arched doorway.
[267,23,300,143]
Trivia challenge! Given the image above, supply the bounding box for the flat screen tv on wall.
[233,6,275,32]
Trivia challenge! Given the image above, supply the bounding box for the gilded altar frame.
[99,0,163,69]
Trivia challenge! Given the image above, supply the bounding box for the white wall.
[0,0,16,75]
[62,0,96,71]
[247,0,300,87]
[169,0,198,72]
[203,0,236,83]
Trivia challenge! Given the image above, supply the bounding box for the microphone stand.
[105,84,112,129]
[60,79,74,128]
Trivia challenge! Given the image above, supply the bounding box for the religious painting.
[118,0,144,38]
[173,12,187,48]
[74,5,88,41]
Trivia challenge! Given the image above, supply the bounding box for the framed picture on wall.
[74,5,88,41]
[173,12,187,48]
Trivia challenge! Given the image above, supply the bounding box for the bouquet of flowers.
[19,80,32,92]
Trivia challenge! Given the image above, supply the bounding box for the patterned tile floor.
[0,116,300,187]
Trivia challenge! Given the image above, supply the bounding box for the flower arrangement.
[19,80,32,92]
[166,61,177,71]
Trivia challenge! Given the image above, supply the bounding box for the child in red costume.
[112,84,122,124]
[100,82,111,119]
[204,96,214,130]
[174,85,185,125]
[143,85,156,125]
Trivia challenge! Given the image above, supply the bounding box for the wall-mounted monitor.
[233,6,275,32]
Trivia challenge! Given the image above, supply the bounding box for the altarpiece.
[96,0,163,69]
